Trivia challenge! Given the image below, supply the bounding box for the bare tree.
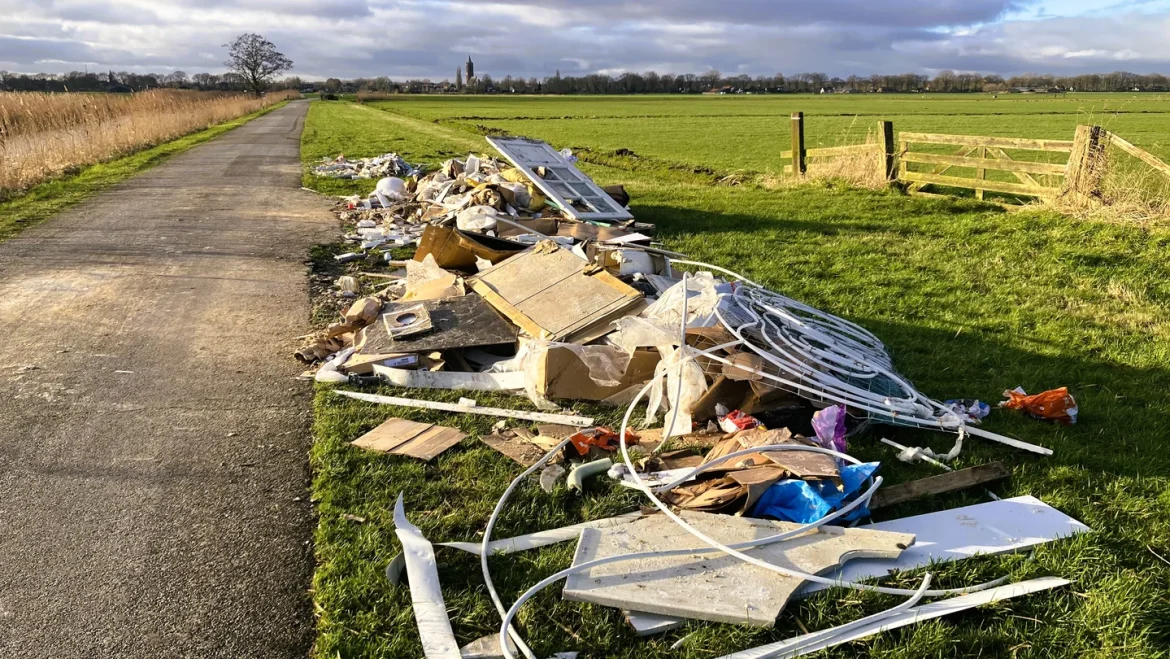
[223,33,292,96]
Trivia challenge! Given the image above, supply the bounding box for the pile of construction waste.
[297,136,1087,658]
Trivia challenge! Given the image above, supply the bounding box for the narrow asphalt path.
[0,101,336,658]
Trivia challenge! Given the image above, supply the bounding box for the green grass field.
[367,93,1170,174]
[303,96,1170,658]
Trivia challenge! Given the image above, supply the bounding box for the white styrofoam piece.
[623,610,686,636]
[717,576,1070,659]
[393,495,461,659]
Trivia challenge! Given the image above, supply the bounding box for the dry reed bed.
[0,89,297,193]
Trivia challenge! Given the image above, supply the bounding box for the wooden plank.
[898,140,909,187]
[1107,131,1170,180]
[975,146,986,200]
[869,462,1010,509]
[805,144,873,158]
[359,295,518,355]
[351,417,468,461]
[901,171,1057,197]
[1063,124,1105,200]
[902,151,1067,176]
[471,244,643,342]
[790,112,805,176]
[905,145,976,192]
[986,147,1045,187]
[899,132,1074,152]
[908,189,1034,212]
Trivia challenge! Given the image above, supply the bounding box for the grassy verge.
[0,101,289,243]
[304,101,1170,658]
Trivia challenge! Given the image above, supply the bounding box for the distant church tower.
[465,56,475,83]
[456,67,463,91]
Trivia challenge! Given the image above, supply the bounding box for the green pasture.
[303,97,1170,658]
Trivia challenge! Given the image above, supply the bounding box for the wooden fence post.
[975,146,986,200]
[878,120,895,180]
[790,112,805,176]
[1063,124,1104,201]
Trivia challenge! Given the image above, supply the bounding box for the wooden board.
[563,510,913,627]
[1107,131,1170,180]
[359,295,517,355]
[902,151,1067,176]
[901,170,1057,198]
[470,244,643,341]
[899,132,1074,152]
[352,417,467,461]
[869,462,1010,509]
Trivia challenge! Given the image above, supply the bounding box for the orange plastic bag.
[1001,387,1078,425]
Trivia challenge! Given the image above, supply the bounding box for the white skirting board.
[393,495,462,659]
[715,576,1071,659]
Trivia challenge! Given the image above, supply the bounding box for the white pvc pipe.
[481,438,572,659]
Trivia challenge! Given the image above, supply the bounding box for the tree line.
[334,69,1170,94]
[4,68,1169,95]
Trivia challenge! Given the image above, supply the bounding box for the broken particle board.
[562,510,913,627]
[470,243,643,342]
[359,295,517,355]
[352,417,467,461]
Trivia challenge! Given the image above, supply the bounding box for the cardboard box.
[414,225,526,272]
[538,346,660,401]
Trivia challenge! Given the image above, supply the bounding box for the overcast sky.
[2,0,1169,80]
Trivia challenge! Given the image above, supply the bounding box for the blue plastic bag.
[748,462,880,524]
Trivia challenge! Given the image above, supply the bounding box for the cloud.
[0,0,1168,79]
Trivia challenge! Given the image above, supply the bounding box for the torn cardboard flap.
[415,225,526,273]
[352,417,467,461]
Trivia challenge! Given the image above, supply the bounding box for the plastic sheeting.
[523,340,633,410]
[456,205,500,232]
[645,346,708,437]
[642,272,723,330]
